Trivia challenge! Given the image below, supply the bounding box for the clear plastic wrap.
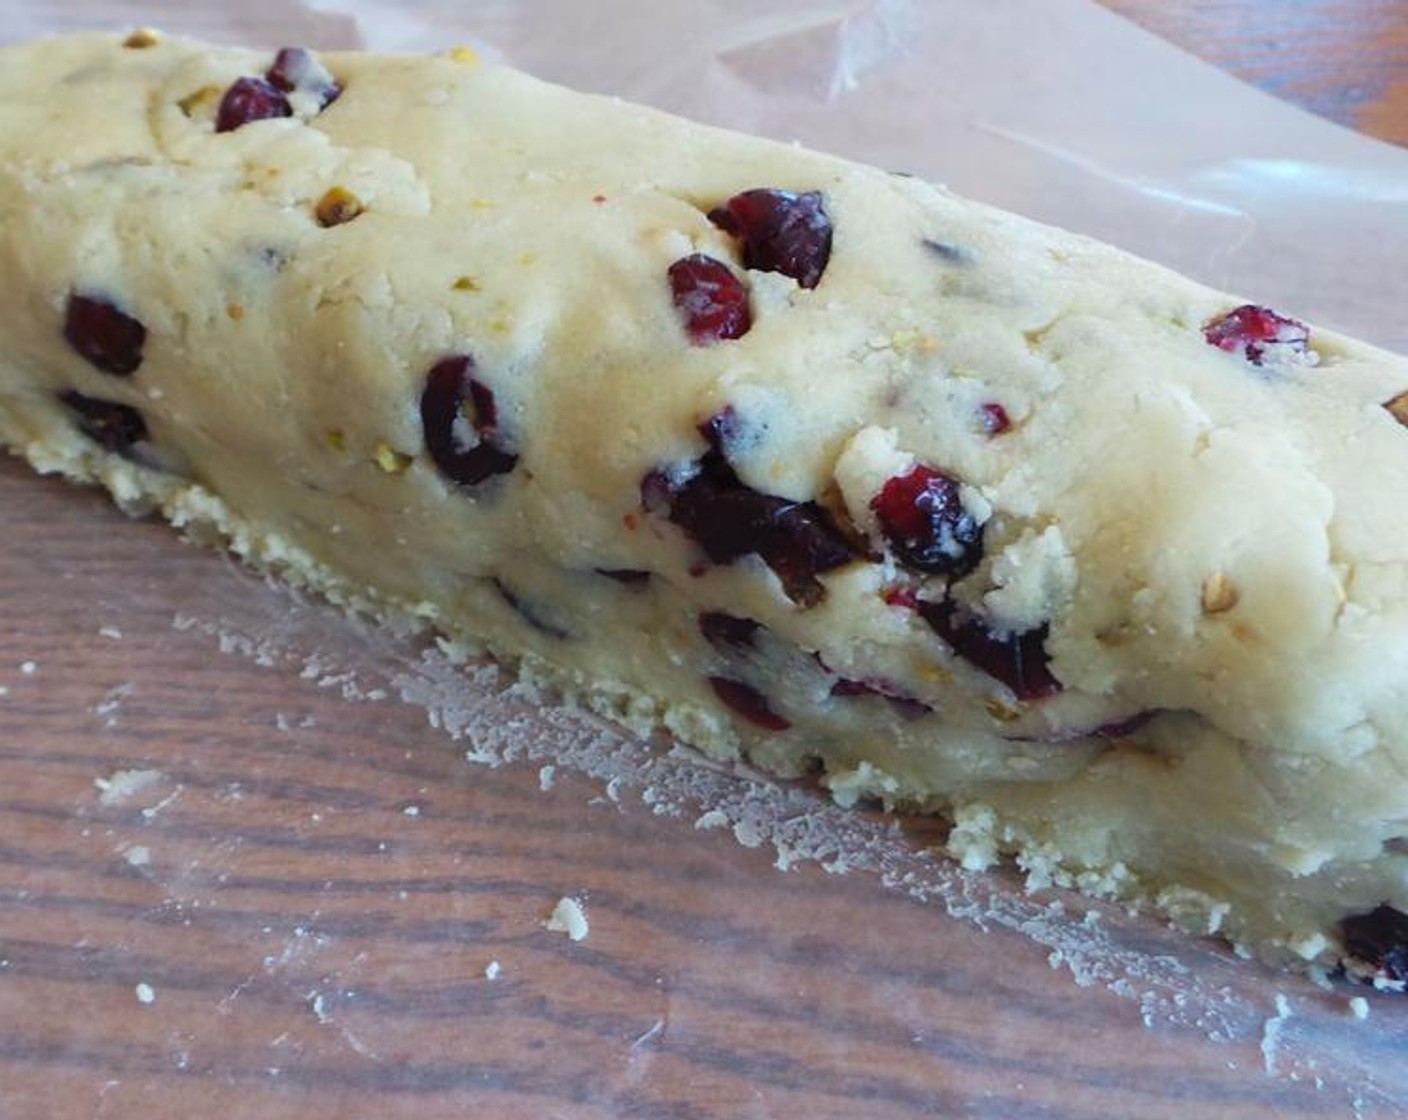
[2,2,1406,1116]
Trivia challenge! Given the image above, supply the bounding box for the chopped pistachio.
[1201,572,1239,616]
[372,442,413,474]
[985,697,1022,723]
[315,187,364,229]
[123,28,163,49]
[178,85,223,118]
[325,428,346,452]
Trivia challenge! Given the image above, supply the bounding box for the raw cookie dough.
[3,32,1408,983]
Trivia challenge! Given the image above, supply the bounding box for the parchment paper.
[3,2,1408,1116]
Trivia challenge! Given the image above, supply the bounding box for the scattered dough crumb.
[694,809,729,830]
[135,982,156,1005]
[1260,993,1292,1075]
[403,805,421,818]
[95,769,163,806]
[1349,996,1370,1021]
[99,627,123,640]
[544,896,589,942]
[123,845,151,867]
[538,764,555,791]
[19,661,36,675]
[484,960,501,980]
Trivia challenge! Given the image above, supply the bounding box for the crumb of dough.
[135,982,156,1004]
[484,960,501,980]
[544,896,589,942]
[95,769,163,806]
[1349,996,1370,1021]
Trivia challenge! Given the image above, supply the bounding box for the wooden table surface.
[3,5,1407,1120]
[1104,0,1408,149]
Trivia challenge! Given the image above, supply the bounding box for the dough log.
[3,33,1408,983]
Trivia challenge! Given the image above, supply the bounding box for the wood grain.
[4,8,1408,1120]
[1101,0,1408,148]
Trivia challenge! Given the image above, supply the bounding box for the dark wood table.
[2,5,1405,1120]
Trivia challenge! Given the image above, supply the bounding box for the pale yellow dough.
[3,32,1408,979]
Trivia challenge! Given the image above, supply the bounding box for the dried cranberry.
[643,408,854,605]
[668,254,751,344]
[975,403,1011,436]
[658,452,852,606]
[58,390,147,454]
[883,585,919,610]
[708,676,790,731]
[829,677,932,720]
[63,293,146,376]
[215,76,292,133]
[919,599,1061,701]
[1006,710,1157,744]
[266,47,342,110]
[1340,905,1408,983]
[1203,304,1310,366]
[1090,711,1155,738]
[708,189,833,289]
[871,465,983,579]
[698,612,762,654]
[420,355,519,487]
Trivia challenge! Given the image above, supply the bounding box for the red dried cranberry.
[668,254,751,344]
[216,76,292,133]
[708,676,790,731]
[658,452,852,606]
[1340,905,1408,983]
[871,465,983,579]
[63,293,146,376]
[1006,710,1157,744]
[643,408,854,605]
[420,356,519,487]
[919,599,1061,701]
[698,612,762,654]
[708,189,833,289]
[1203,304,1310,366]
[883,585,920,610]
[58,390,147,454]
[266,47,342,110]
[1090,711,1155,738]
[829,677,932,720]
[975,403,1011,436]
